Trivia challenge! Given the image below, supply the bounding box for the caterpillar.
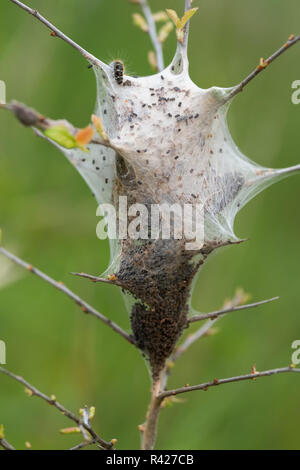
[111,60,125,85]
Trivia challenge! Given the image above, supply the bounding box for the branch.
[225,34,300,102]
[139,0,165,72]
[9,0,106,69]
[71,271,136,296]
[0,367,115,449]
[0,437,15,451]
[159,366,300,399]
[1,101,110,148]
[70,439,98,451]
[171,318,219,363]
[161,291,277,391]
[0,247,136,346]
[182,0,192,53]
[188,296,279,324]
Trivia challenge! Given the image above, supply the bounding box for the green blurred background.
[0,0,299,450]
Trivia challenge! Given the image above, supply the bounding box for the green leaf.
[44,125,77,149]
[180,8,199,28]
[166,9,181,29]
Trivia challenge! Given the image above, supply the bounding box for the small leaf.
[166,9,181,29]
[44,125,77,149]
[153,11,169,23]
[0,424,5,440]
[132,13,149,33]
[161,396,185,408]
[60,427,81,435]
[158,21,174,43]
[75,125,94,150]
[92,114,108,142]
[180,8,199,28]
[148,51,158,71]
[89,406,96,420]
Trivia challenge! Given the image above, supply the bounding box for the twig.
[182,0,192,52]
[0,247,136,346]
[139,0,164,72]
[70,439,98,451]
[188,296,279,324]
[9,0,106,69]
[0,367,115,449]
[71,271,136,297]
[159,366,300,399]
[0,438,15,451]
[225,34,300,102]
[172,318,219,363]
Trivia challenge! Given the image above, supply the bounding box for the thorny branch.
[9,0,106,69]
[0,247,136,346]
[225,34,300,102]
[188,296,279,324]
[139,0,165,72]
[159,366,300,399]
[0,366,116,450]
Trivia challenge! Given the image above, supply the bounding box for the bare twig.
[0,247,136,346]
[70,439,98,451]
[225,34,300,102]
[0,366,115,450]
[163,289,253,384]
[71,271,136,297]
[139,0,164,72]
[9,0,106,69]
[159,366,300,399]
[0,437,15,451]
[188,296,279,324]
[171,318,219,363]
